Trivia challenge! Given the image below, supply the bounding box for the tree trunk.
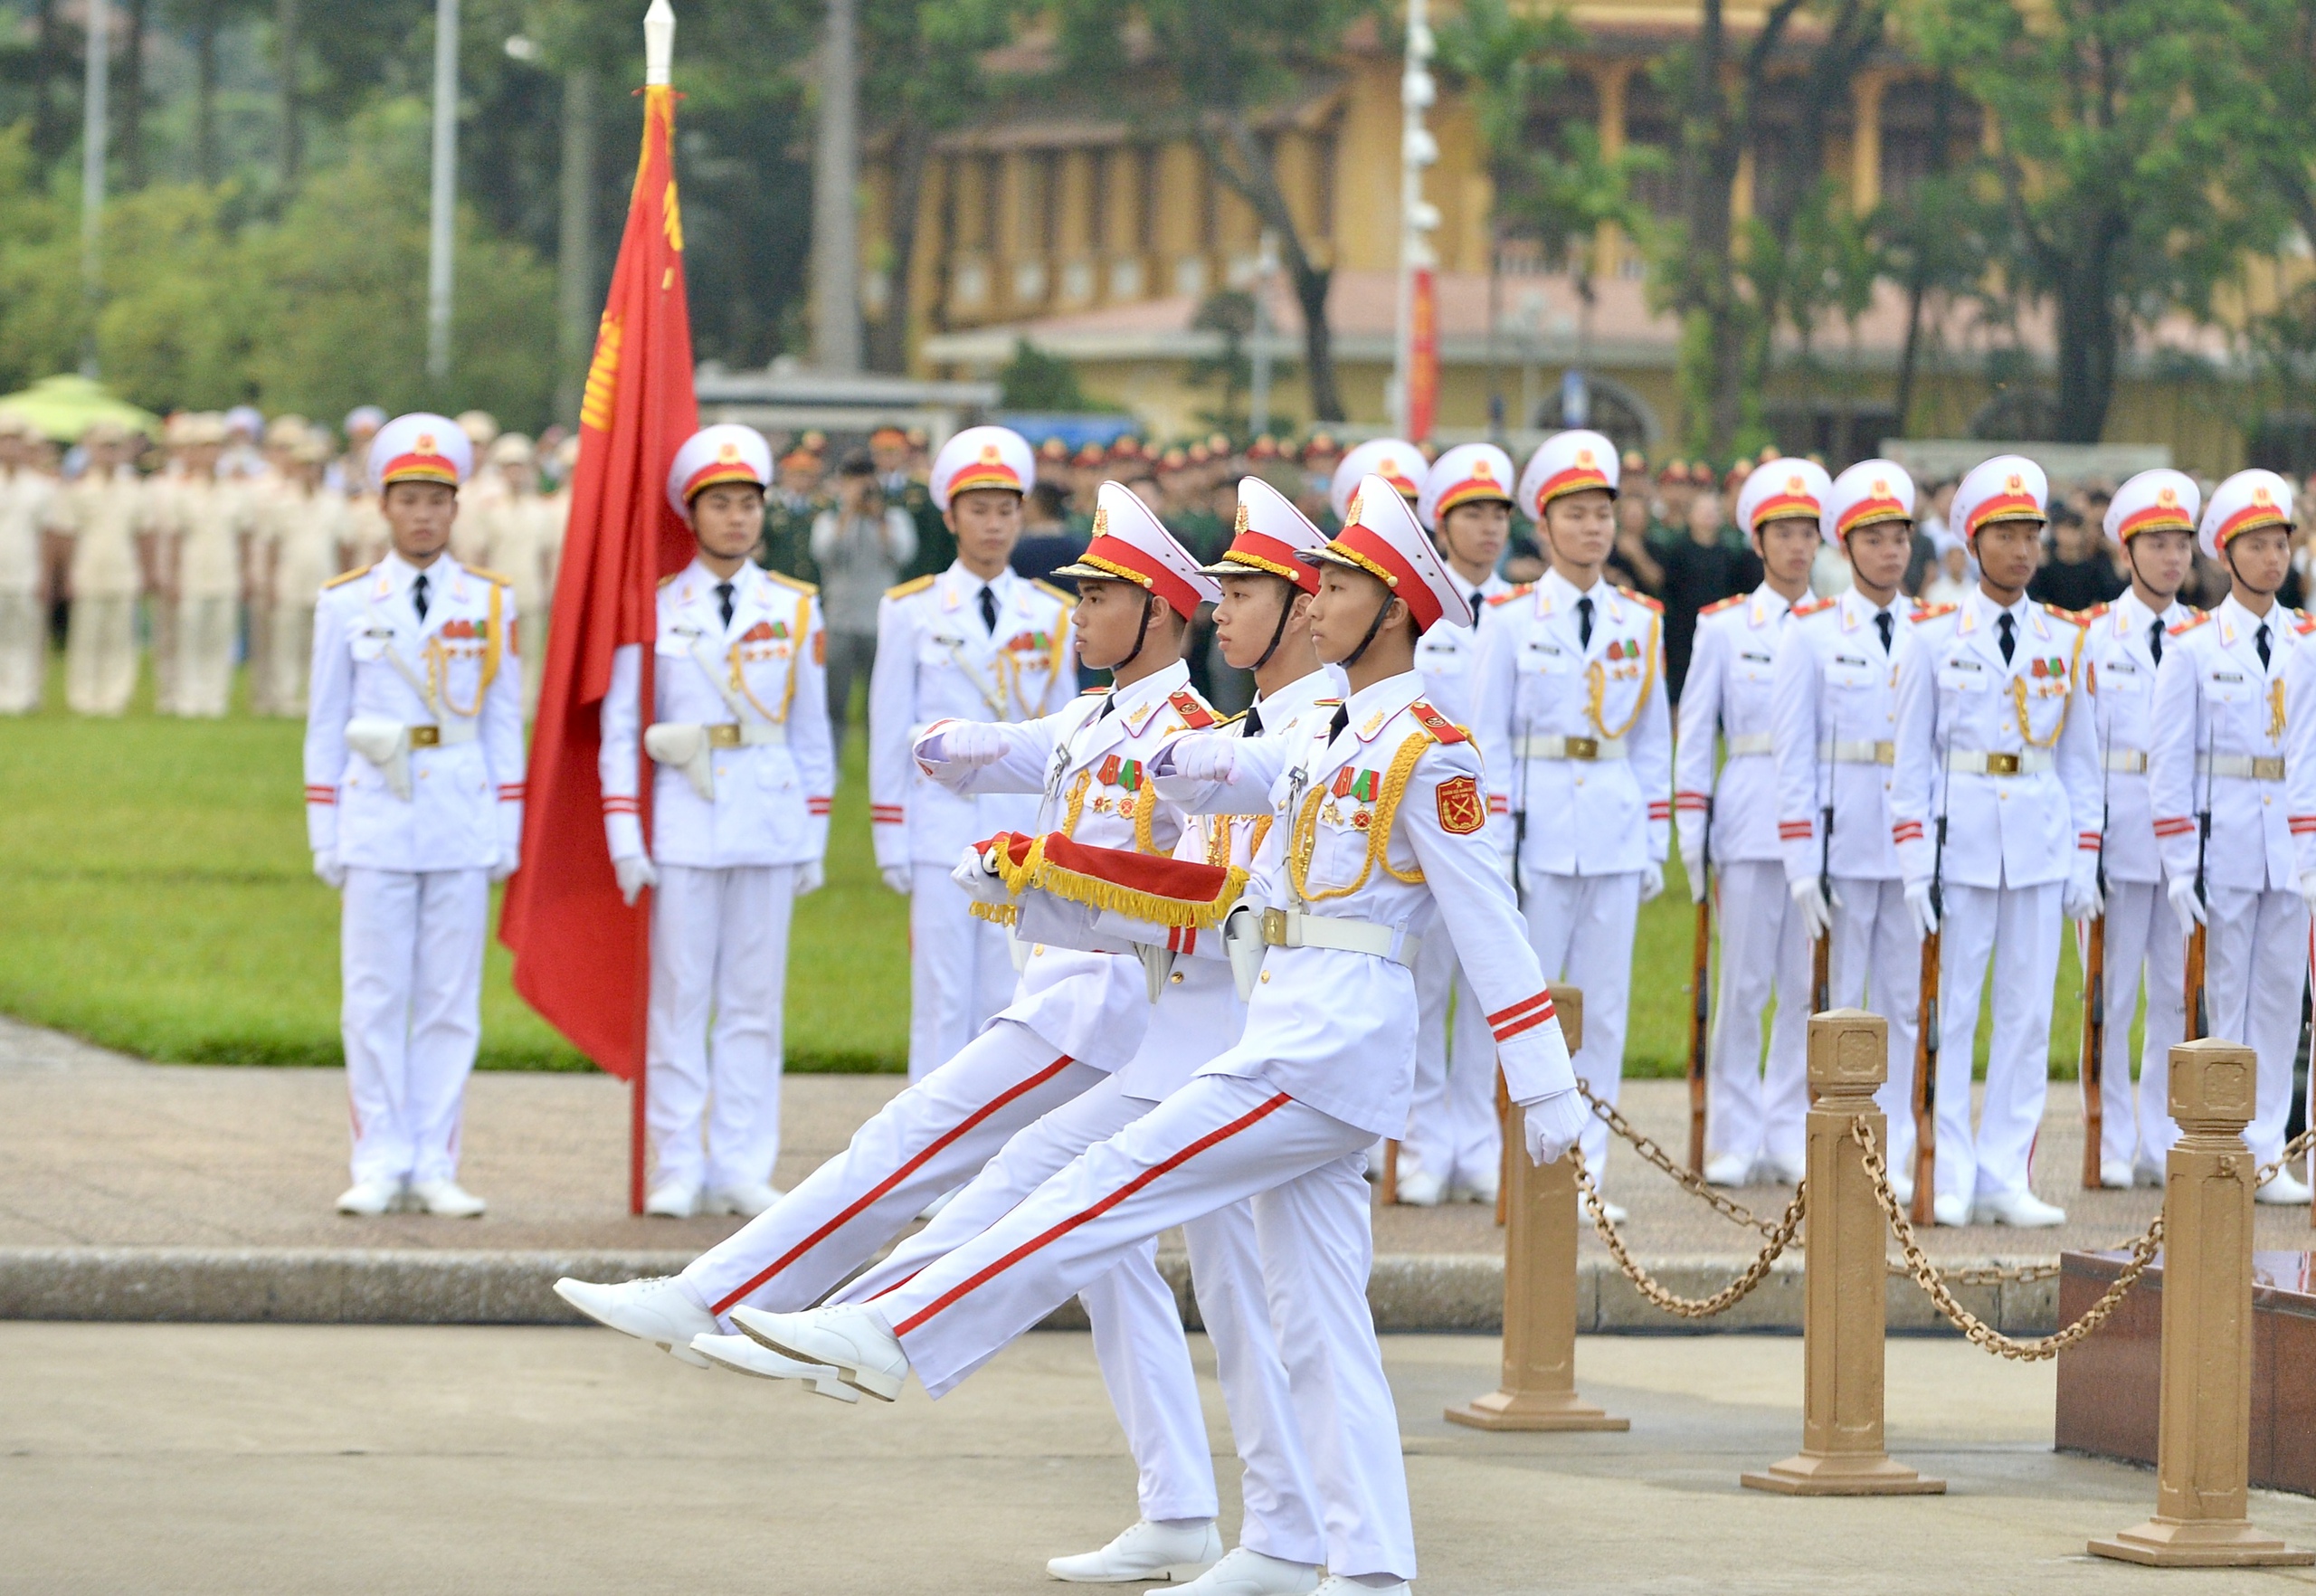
[1191,118,1343,423]
[277,0,300,186]
[119,0,147,189]
[2053,259,2117,443]
[867,119,931,375]
[195,13,217,186]
[1294,261,1342,422]
[555,67,598,428]
[33,0,66,168]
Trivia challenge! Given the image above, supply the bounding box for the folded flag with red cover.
[969,831,1249,929]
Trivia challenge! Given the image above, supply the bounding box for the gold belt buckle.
[1563,736,1599,761]
[1873,740,1895,765]
[1982,752,2019,775]
[2255,755,2286,781]
[408,725,441,748]
[1260,907,1290,948]
[707,723,744,748]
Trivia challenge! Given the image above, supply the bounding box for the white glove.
[950,842,1011,905]
[312,849,346,890]
[614,854,659,907]
[793,860,824,898]
[2302,869,2316,919]
[880,865,912,896]
[1166,732,1239,784]
[940,720,1008,768]
[2064,865,2102,924]
[2168,874,2207,934]
[1904,879,1940,938]
[489,846,518,884]
[1521,1088,1590,1167]
[1788,875,1834,943]
[1638,861,1665,904]
[1680,848,1706,904]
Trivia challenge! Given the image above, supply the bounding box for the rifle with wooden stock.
[1685,797,1712,1175]
[1911,811,1943,1230]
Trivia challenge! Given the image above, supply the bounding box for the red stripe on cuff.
[1495,1005,1560,1042]
[1488,990,1554,1028]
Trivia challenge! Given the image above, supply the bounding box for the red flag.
[1406,265,1438,443]
[500,83,698,1086]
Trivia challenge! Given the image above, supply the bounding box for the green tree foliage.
[996,337,1092,411]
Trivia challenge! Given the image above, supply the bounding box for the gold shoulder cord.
[1585,609,1660,740]
[1058,768,1092,836]
[428,582,504,717]
[1287,730,1435,903]
[2010,624,2087,750]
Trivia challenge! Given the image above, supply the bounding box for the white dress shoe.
[1761,1151,1807,1186]
[1703,1153,1755,1188]
[1451,1170,1498,1206]
[555,1275,718,1368]
[1048,1518,1222,1583]
[1309,1578,1408,1596]
[731,1304,908,1401]
[702,1183,782,1218]
[2256,1170,2313,1206]
[1392,1168,1445,1207]
[2100,1159,2136,1191]
[2134,1157,2167,1188]
[1932,1192,1971,1228]
[336,1179,401,1216]
[643,1182,698,1218]
[1975,1190,2066,1228]
[1155,1546,1319,1595]
[688,1332,860,1401]
[407,1179,486,1218]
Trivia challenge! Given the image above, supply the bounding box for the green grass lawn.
[0,655,2089,1078]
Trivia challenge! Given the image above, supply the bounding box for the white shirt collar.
[1540,566,1610,611]
[379,549,452,595]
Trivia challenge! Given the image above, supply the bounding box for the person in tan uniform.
[449,412,505,566]
[49,421,150,715]
[473,432,560,715]
[0,412,57,713]
[158,413,255,717]
[243,415,308,714]
[260,431,346,716]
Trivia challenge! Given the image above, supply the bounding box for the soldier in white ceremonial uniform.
[0,412,56,713]
[1327,438,1422,530]
[304,413,524,1217]
[598,425,836,1219]
[1678,458,1831,1186]
[2076,470,2201,1187]
[1471,430,1672,1216]
[556,486,1226,1380]
[1770,460,1926,1203]
[1891,456,2102,1228]
[868,426,1077,1081]
[2162,470,2313,1202]
[720,478,1588,1596]
[1398,442,1516,1206]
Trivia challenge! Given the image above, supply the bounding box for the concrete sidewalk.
[5,1322,2312,1594]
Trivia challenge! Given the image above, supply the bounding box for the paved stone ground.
[8,1013,2308,1264]
[4,1322,2313,1594]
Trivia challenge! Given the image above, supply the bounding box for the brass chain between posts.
[1570,1146,1809,1318]
[1574,1083,1782,1239]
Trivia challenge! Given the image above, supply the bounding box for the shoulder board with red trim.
[658,571,683,589]
[2037,601,2083,629]
[764,569,819,596]
[2170,613,2211,637]
[2080,602,2110,621]
[1618,585,1664,613]
[1911,602,1957,622]
[884,574,935,600]
[463,564,515,586]
[1487,583,1533,607]
[2297,610,2316,637]
[1700,593,1747,617]
[1079,685,1107,695]
[1407,698,1468,744]
[1313,697,1343,707]
[1168,689,1218,729]
[1031,579,1077,608]
[322,564,373,590]
[1790,595,1837,618]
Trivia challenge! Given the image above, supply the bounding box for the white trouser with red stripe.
[839,1072,1326,1564]
[680,1019,1101,1316]
[340,866,486,1187]
[907,863,1018,1082]
[876,1074,1416,1583]
[1517,869,1640,1179]
[1825,875,1922,1174]
[647,863,796,1193]
[1402,931,1500,1191]
[2202,884,2310,1166]
[2090,879,2188,1171]
[1707,860,1811,1169]
[1933,881,2063,1202]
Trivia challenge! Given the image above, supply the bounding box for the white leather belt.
[1947,749,2052,776]
[1515,734,1627,762]
[407,721,477,747]
[2102,749,2148,774]
[1818,739,1894,765]
[707,721,785,747]
[1259,907,1420,967]
[2200,754,2285,782]
[1724,732,1772,757]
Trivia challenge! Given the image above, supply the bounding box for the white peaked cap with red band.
[1516,429,1619,519]
[930,424,1035,511]
[1051,480,1222,620]
[665,423,773,522]
[1418,442,1516,531]
[2199,469,2294,562]
[371,412,472,492]
[1329,438,1421,522]
[1303,473,1474,632]
[1952,454,2049,543]
[2105,469,2200,546]
[1735,456,1834,538]
[1820,458,1916,547]
[1201,476,1327,594]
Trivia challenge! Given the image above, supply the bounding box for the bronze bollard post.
[2091,1040,2314,1567]
[1446,989,1628,1431]
[1743,1009,1944,1495]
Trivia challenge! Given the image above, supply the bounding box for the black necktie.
[1470,590,1485,627]
[1875,610,1894,655]
[716,581,735,630]
[411,572,429,622]
[1997,611,2015,665]
[979,584,999,633]
[1576,595,1594,650]
[2149,617,2164,666]
[1242,702,1265,738]
[1328,704,1350,743]
[2258,622,2272,671]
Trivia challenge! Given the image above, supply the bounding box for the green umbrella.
[0,375,161,442]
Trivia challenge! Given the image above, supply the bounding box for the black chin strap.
[1340,588,1397,670]
[1252,579,1297,671]
[1105,594,1162,676]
